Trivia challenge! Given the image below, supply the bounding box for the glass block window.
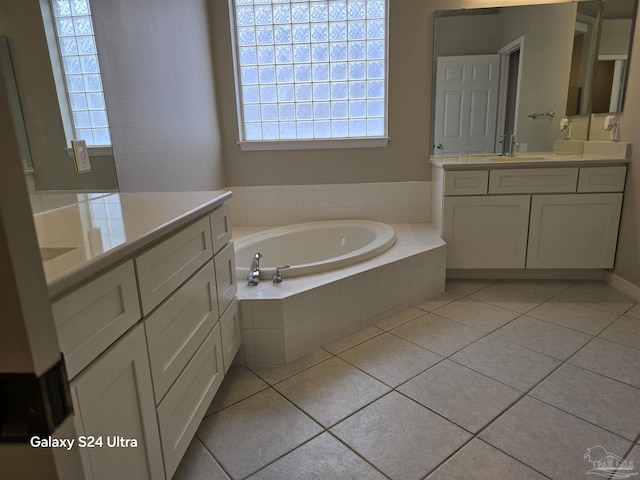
[231,0,387,142]
[51,0,111,146]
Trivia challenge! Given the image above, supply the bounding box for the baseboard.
[446,269,604,280]
[602,271,640,302]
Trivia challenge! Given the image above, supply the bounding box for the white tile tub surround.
[236,224,446,366]
[226,182,431,227]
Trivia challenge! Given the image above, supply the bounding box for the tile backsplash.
[227,181,431,226]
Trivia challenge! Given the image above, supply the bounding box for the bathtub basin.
[235,220,396,280]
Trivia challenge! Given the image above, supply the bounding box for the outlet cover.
[71,139,91,172]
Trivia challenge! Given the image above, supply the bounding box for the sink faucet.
[498,134,508,156]
[246,252,262,286]
[508,134,519,157]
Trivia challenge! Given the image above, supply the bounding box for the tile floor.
[174,279,640,480]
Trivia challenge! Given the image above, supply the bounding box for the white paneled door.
[433,55,500,155]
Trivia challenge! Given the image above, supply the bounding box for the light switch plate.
[71,139,91,172]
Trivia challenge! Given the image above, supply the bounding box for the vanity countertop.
[34,190,231,298]
[430,153,630,170]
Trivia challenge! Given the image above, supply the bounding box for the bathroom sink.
[39,247,76,261]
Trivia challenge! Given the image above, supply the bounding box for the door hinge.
[0,358,73,442]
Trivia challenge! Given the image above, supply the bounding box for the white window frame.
[228,0,390,151]
[41,0,112,154]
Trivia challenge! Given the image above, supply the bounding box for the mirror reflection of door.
[592,57,627,112]
[433,55,500,155]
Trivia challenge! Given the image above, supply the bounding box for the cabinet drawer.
[489,168,578,194]
[53,261,140,379]
[577,166,627,193]
[136,217,213,315]
[220,299,241,373]
[157,322,224,480]
[444,170,488,195]
[215,242,238,315]
[210,202,232,254]
[145,261,219,402]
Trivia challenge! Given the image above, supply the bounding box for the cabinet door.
[214,242,238,315]
[157,323,224,479]
[220,299,241,373]
[71,325,164,480]
[527,193,623,269]
[443,195,530,268]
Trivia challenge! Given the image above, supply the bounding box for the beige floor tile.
[399,360,521,433]
[445,279,494,296]
[493,315,593,360]
[391,312,485,356]
[569,337,640,388]
[338,332,442,387]
[197,389,322,479]
[415,291,462,312]
[205,366,269,416]
[497,278,576,297]
[433,298,519,332]
[625,303,640,319]
[331,392,471,480]
[247,433,385,480]
[426,439,547,480]
[552,281,636,315]
[323,326,384,355]
[249,349,332,385]
[480,396,631,480]
[274,357,390,427]
[621,445,640,477]
[451,335,560,391]
[530,364,640,441]
[173,438,230,480]
[599,315,640,350]
[527,301,618,335]
[375,306,425,331]
[470,283,553,314]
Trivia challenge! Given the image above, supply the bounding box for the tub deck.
[235,223,446,366]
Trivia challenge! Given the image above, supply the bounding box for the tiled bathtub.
[236,223,446,366]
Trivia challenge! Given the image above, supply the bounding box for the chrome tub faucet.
[272,265,290,283]
[247,252,262,286]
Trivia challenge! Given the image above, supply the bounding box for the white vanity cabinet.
[433,164,626,270]
[49,197,238,480]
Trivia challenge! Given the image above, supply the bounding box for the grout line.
[194,280,638,480]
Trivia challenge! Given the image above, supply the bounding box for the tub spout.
[247,252,262,286]
[272,265,290,283]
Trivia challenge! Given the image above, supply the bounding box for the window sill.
[237,137,389,151]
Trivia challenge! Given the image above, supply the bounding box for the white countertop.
[430,153,630,170]
[34,191,231,298]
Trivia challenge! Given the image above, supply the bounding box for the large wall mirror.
[0,0,119,199]
[432,0,638,156]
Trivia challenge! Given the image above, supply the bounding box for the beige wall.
[435,14,502,57]
[90,0,226,192]
[211,0,585,186]
[500,3,576,151]
[0,0,119,191]
[211,0,433,186]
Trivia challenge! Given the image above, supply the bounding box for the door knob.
[435,144,444,149]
